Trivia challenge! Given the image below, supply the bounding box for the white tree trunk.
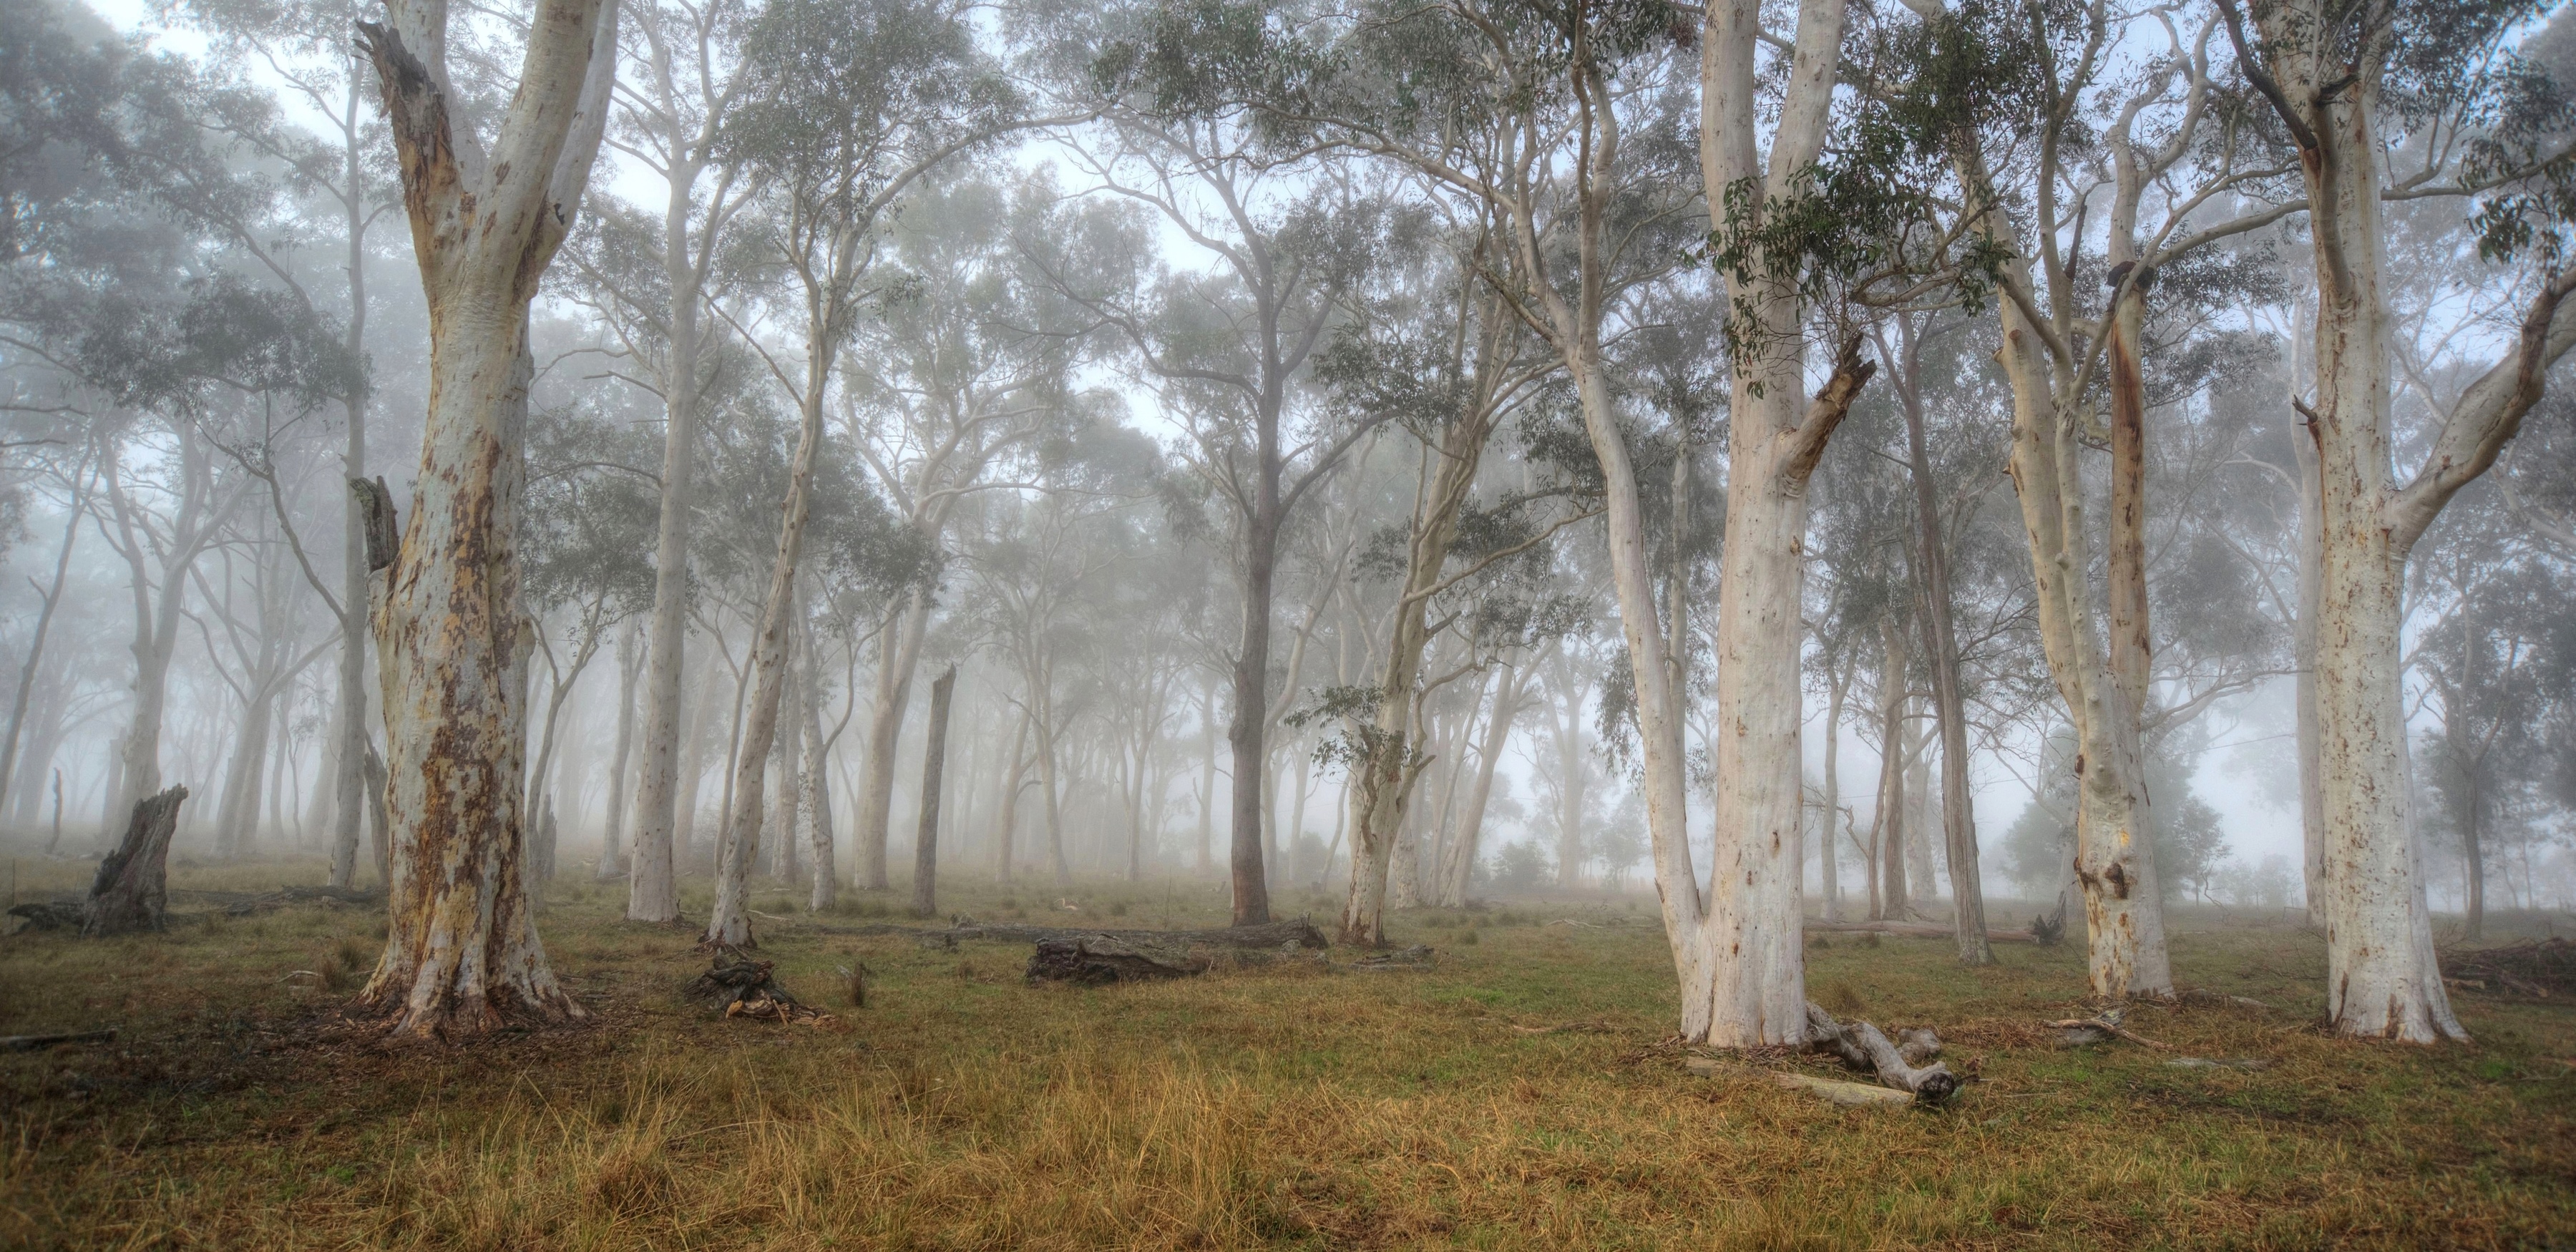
[354,0,615,1037]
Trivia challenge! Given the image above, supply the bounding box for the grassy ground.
[1,857,2572,1250]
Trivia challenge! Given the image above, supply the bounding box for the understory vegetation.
[4,869,2572,1250]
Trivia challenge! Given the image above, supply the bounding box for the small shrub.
[1457,929,1478,946]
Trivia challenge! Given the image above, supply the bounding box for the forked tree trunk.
[353,0,615,1039]
[910,665,956,918]
[83,786,187,936]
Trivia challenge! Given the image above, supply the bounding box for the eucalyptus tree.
[1037,54,1403,921]
[2220,0,2576,1038]
[829,172,1097,896]
[165,0,399,889]
[519,401,658,886]
[575,0,766,924]
[351,0,617,1037]
[701,0,1039,944]
[1897,0,2317,999]
[1311,224,1565,944]
[1300,0,1877,1039]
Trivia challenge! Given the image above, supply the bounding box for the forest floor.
[1,859,2573,1250]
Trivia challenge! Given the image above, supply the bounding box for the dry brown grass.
[2,858,2573,1249]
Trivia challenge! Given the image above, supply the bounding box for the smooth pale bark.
[2231,0,2562,1038]
[2293,419,2326,926]
[328,151,375,893]
[620,17,734,924]
[1685,0,1868,1046]
[1340,419,1488,943]
[909,664,956,918]
[799,612,840,910]
[773,632,801,882]
[855,592,929,891]
[1989,274,2174,998]
[597,621,642,879]
[704,377,832,947]
[353,0,615,1038]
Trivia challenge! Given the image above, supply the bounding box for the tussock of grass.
[2,856,2573,1248]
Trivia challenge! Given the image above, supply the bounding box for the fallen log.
[1684,1057,1920,1108]
[1345,943,1435,972]
[1025,934,1209,984]
[1765,1068,1918,1107]
[1803,1002,1960,1103]
[83,786,186,936]
[6,900,83,931]
[0,1027,116,1052]
[1807,919,2039,944]
[2045,1008,2171,1050]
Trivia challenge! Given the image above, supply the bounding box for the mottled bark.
[353,0,616,1038]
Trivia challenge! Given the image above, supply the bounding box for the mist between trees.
[3,0,2574,1043]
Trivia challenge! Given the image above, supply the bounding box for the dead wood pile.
[685,954,837,1024]
[1802,1002,1960,1103]
[2443,938,2576,999]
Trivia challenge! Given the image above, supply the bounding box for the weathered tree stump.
[82,786,186,936]
[1025,934,1209,985]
